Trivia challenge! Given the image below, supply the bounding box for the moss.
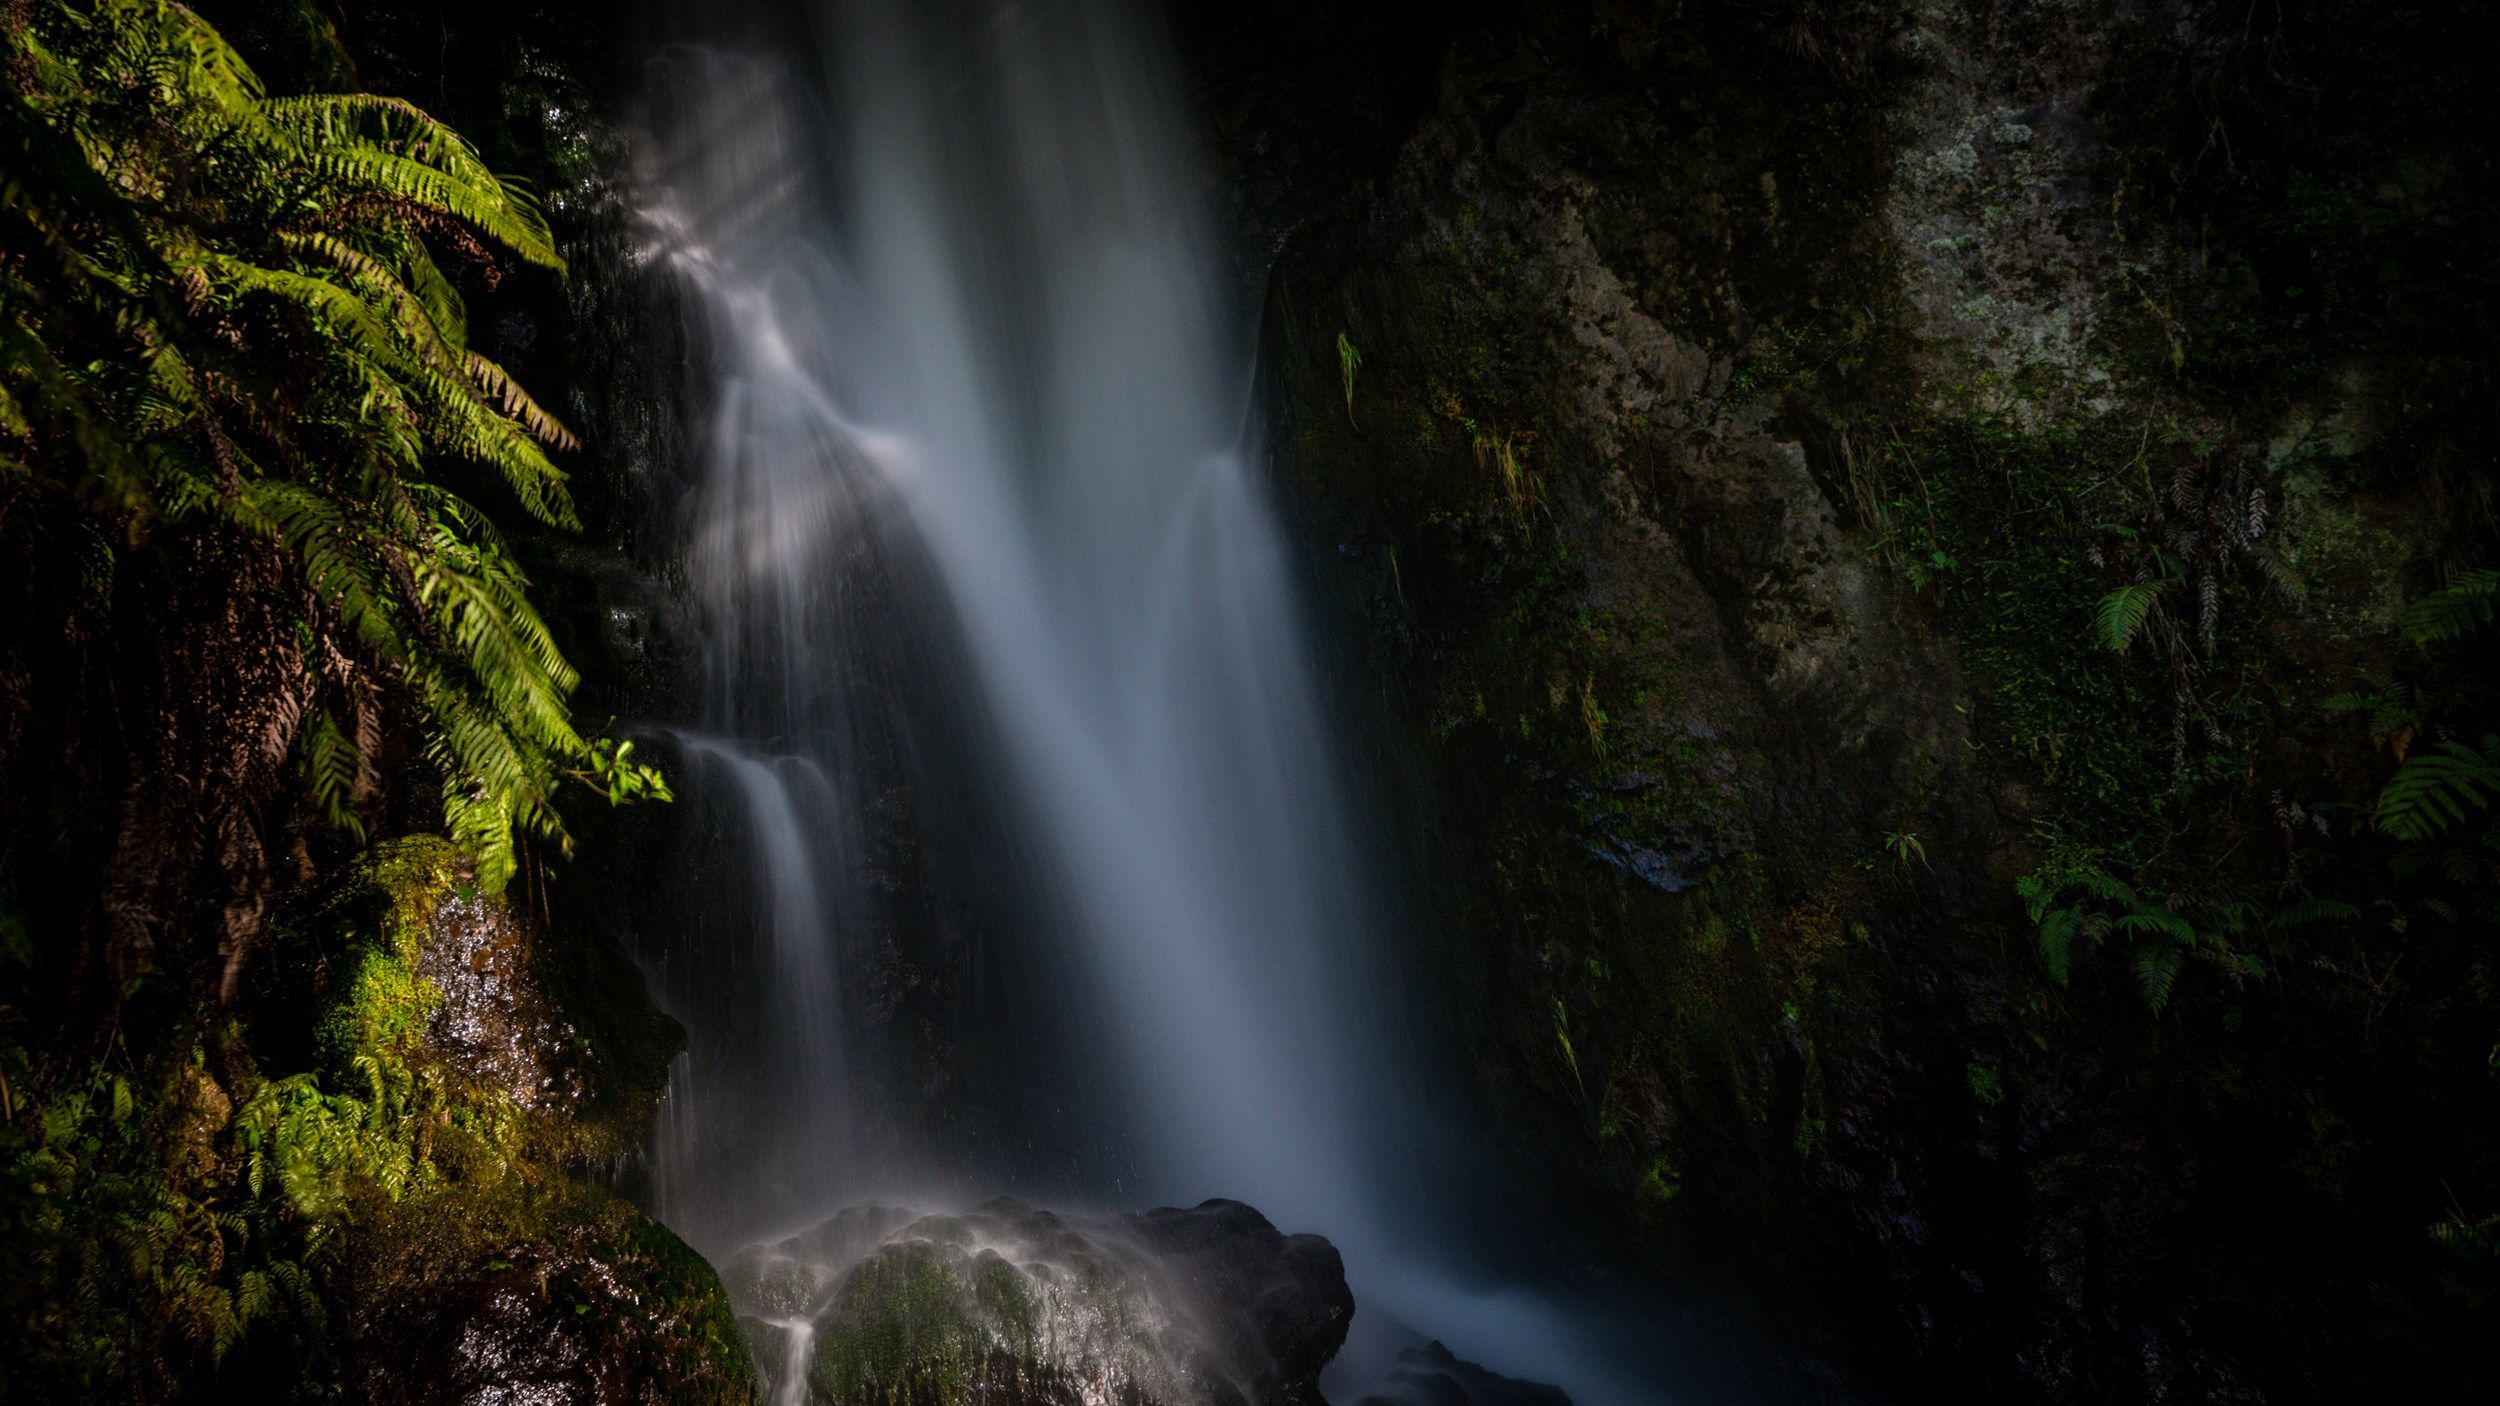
[301,837,465,1077]
[810,1240,989,1404]
[0,831,752,1404]
[969,1251,1038,1361]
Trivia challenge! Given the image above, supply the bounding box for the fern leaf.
[301,709,369,838]
[2403,569,2500,644]
[2094,582,2162,652]
[466,351,578,451]
[2271,897,2361,928]
[2134,943,2184,1014]
[2115,907,2197,944]
[2037,908,2078,985]
[2375,736,2500,842]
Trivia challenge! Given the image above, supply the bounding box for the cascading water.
[633,2,1671,1400]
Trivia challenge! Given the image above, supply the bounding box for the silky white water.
[634,2,1667,1400]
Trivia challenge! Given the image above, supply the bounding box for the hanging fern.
[2093,580,2165,653]
[2131,943,2184,1014]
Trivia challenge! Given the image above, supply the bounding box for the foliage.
[0,13,717,1401]
[1880,829,1925,870]
[570,734,675,807]
[2342,569,2500,905]
[0,0,659,923]
[2405,570,2500,646]
[0,837,732,1402]
[2374,736,2500,846]
[2323,670,2428,760]
[0,1042,327,1401]
[2016,862,2264,1012]
[2083,447,2299,770]
[1865,411,2222,862]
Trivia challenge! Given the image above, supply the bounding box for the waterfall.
[632,2,1664,1400]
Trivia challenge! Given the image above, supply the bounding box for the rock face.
[1355,1342,1572,1406]
[289,838,752,1406]
[722,1198,1351,1405]
[1187,0,2500,1400]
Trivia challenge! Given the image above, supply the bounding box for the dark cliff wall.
[1187,1,2500,1400]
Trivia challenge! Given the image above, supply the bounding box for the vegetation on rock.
[0,4,711,1401]
[1214,0,2499,1395]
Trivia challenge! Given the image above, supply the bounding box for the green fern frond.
[2403,568,2499,644]
[302,709,369,839]
[2037,908,2079,985]
[2375,736,2500,842]
[466,350,578,451]
[2093,582,2162,652]
[2114,907,2197,944]
[264,91,564,269]
[400,239,468,346]
[298,146,563,271]
[11,0,610,914]
[2134,943,2183,1013]
[2270,897,2361,928]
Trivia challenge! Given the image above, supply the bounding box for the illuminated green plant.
[1335,330,1361,428]
[1,1,667,895]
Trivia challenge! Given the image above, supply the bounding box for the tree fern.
[3,0,659,900]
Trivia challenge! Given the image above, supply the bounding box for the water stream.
[633,2,1666,1399]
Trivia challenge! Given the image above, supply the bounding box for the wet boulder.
[723,1197,1351,1405]
[1353,1342,1572,1406]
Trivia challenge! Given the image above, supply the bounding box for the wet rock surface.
[273,839,749,1406]
[415,885,586,1113]
[1189,1,2500,1402]
[1353,1342,1572,1406]
[723,1198,1351,1406]
[337,1194,753,1406]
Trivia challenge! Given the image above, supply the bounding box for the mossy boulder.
[329,1174,754,1406]
[240,835,750,1403]
[723,1198,1349,1406]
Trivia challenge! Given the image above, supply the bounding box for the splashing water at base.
[633,1,1679,1400]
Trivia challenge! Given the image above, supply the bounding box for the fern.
[2270,897,2361,928]
[2374,736,2500,842]
[2322,669,2424,757]
[2403,568,2500,644]
[2,0,654,892]
[2093,581,2163,652]
[2017,863,2256,1012]
[2132,943,2184,1013]
[2035,906,2085,985]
